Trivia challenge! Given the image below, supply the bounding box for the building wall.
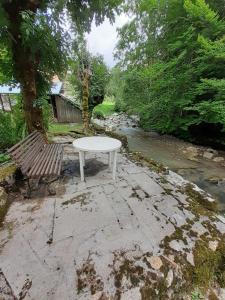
[55,95,82,123]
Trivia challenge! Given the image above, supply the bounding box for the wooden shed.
[51,94,82,123]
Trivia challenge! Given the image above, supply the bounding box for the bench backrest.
[8,131,46,174]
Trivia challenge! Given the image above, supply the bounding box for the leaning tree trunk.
[3,0,45,134]
[82,69,91,134]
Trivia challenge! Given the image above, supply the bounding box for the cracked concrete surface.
[0,140,225,300]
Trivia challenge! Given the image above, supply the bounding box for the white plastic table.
[73,136,122,181]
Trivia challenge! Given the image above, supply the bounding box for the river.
[118,127,225,212]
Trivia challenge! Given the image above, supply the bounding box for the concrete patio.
[0,139,225,299]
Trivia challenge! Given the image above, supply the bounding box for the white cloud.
[85,14,129,68]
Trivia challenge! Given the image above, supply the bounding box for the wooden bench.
[8,131,63,194]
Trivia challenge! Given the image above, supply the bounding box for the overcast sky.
[85,14,129,68]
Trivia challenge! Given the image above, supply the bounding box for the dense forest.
[111,0,225,148]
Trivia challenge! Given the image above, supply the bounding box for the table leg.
[108,151,112,169]
[82,151,86,167]
[79,151,84,181]
[112,150,117,180]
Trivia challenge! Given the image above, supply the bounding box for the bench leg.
[26,178,32,198]
[79,151,85,182]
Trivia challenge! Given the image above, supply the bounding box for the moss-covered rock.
[0,163,16,183]
[0,187,9,225]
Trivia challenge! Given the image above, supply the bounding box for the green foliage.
[0,153,10,163]
[68,47,109,113]
[191,290,204,300]
[93,100,115,118]
[106,67,125,111]
[48,123,83,135]
[115,0,225,145]
[0,97,26,149]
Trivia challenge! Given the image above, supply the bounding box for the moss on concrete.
[184,184,217,215]
[0,163,16,183]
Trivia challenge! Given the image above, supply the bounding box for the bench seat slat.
[46,144,60,175]
[37,144,57,176]
[16,136,44,166]
[21,140,45,174]
[28,145,54,177]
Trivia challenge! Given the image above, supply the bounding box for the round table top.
[73,136,122,152]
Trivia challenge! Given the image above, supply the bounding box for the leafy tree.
[115,0,225,146]
[68,47,109,116]
[0,0,120,133]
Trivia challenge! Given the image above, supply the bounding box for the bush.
[92,110,105,120]
[0,97,26,150]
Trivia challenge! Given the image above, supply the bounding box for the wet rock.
[166,269,173,288]
[213,156,224,162]
[208,240,218,252]
[203,151,214,160]
[206,176,220,184]
[185,147,199,161]
[206,148,218,155]
[147,256,163,270]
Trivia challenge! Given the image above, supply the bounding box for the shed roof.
[0,81,63,95]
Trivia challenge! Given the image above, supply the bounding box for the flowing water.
[118,127,225,212]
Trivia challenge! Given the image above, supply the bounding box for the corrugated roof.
[0,81,63,95]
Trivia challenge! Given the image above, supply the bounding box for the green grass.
[48,123,83,135]
[93,101,115,118]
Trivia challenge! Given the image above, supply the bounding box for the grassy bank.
[48,123,83,135]
[93,100,115,119]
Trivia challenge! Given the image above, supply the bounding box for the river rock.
[185,146,199,161]
[147,256,163,270]
[203,151,214,160]
[206,176,220,184]
[206,148,218,155]
[213,156,224,162]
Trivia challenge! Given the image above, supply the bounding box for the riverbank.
[93,114,225,211]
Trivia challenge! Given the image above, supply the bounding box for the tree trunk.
[82,69,91,134]
[21,61,45,133]
[0,95,5,112]
[7,96,12,111]
[3,0,45,134]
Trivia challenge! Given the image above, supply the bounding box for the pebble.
[147,256,163,270]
